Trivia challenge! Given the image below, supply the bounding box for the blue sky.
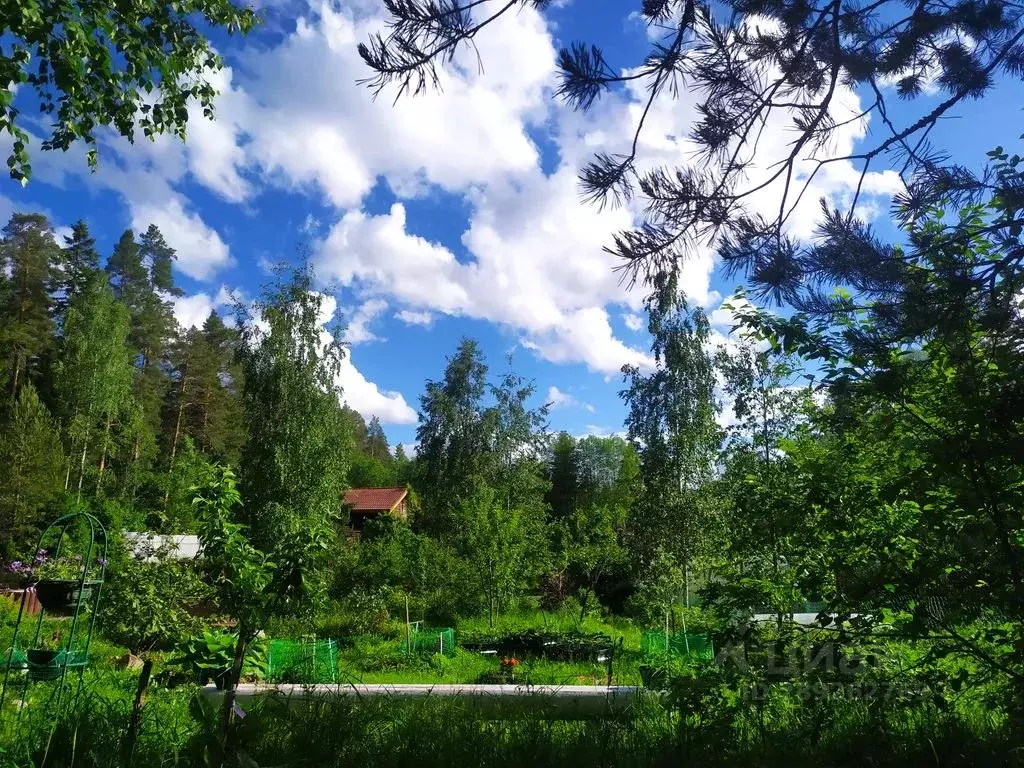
[2,0,1021,451]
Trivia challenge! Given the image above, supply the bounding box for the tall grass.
[2,673,1018,768]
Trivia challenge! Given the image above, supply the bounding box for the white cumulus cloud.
[545,385,595,412]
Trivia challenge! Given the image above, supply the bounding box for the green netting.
[641,631,714,660]
[267,638,338,683]
[1,649,27,670]
[409,627,455,656]
[1,647,88,671]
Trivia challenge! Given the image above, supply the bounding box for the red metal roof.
[344,487,408,513]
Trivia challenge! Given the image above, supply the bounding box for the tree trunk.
[122,659,154,766]
[219,629,249,753]
[96,416,111,494]
[76,430,91,501]
[132,349,150,463]
[579,589,589,624]
[685,563,691,610]
[9,356,21,398]
[64,440,75,491]
[164,358,189,508]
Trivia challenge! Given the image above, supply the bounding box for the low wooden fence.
[0,587,41,616]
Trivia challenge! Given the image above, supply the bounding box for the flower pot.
[34,580,92,616]
[27,649,63,681]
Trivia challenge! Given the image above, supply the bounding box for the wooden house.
[343,487,409,533]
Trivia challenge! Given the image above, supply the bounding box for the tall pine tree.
[106,227,179,499]
[364,416,391,462]
[0,213,59,399]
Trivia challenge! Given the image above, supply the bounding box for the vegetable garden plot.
[461,630,614,663]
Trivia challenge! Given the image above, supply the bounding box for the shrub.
[97,537,211,654]
[168,629,269,687]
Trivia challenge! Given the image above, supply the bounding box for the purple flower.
[8,561,25,574]
[97,558,108,568]
[34,551,48,564]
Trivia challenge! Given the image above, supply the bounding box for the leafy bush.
[347,637,416,672]
[97,537,212,654]
[323,588,393,637]
[168,629,269,687]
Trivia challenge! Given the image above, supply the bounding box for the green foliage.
[626,548,686,626]
[1,0,258,182]
[164,312,246,479]
[349,450,399,488]
[54,272,135,499]
[0,382,64,554]
[56,220,101,321]
[169,629,269,686]
[623,271,721,587]
[452,480,546,625]
[414,338,492,536]
[237,266,350,553]
[0,214,58,397]
[713,341,817,619]
[193,464,272,632]
[97,537,210,654]
[160,436,209,532]
[341,515,485,623]
[105,227,180,505]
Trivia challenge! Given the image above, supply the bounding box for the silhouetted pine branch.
[361,0,1024,336]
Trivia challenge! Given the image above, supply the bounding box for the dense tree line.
[0,214,378,556]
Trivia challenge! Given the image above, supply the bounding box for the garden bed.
[459,629,615,663]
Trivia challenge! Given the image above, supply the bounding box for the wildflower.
[97,558,108,569]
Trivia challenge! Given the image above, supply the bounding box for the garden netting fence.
[408,627,455,656]
[267,638,338,683]
[641,631,714,660]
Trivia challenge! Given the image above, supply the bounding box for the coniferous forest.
[2,0,1024,766]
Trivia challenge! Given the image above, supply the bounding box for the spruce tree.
[195,311,245,462]
[57,220,101,323]
[0,213,59,399]
[0,383,64,555]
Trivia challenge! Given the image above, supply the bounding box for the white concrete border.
[202,683,641,718]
